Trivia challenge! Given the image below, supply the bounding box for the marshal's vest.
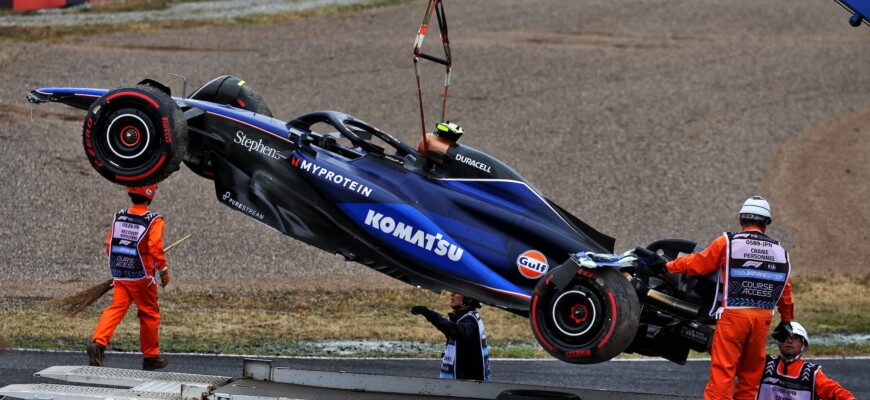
[709,231,791,316]
[757,355,820,400]
[108,209,159,280]
[440,311,492,381]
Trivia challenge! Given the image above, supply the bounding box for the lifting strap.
[413,0,452,154]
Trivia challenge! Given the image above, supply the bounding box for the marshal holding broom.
[83,184,178,371]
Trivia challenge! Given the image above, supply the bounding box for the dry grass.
[0,275,865,357]
[79,0,174,13]
[790,275,870,332]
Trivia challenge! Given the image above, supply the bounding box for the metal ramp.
[0,366,231,400]
[0,360,695,400]
[0,383,180,400]
[228,359,691,400]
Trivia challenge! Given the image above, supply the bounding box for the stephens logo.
[234,131,284,160]
[517,250,549,279]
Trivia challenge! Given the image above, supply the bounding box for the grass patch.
[0,0,412,43]
[78,0,176,13]
[1,275,866,358]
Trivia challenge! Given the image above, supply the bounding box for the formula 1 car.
[27,76,718,365]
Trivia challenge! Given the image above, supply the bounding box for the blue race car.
[28,76,718,364]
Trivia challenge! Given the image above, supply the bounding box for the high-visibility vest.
[108,209,159,280]
[709,231,791,316]
[440,311,491,381]
[757,355,820,400]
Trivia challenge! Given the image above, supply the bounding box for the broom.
[0,334,10,353]
[45,234,192,316]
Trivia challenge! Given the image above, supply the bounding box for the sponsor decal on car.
[222,191,264,220]
[291,156,373,198]
[234,131,284,160]
[455,153,492,173]
[517,250,549,279]
[364,209,464,261]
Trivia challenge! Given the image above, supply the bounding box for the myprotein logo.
[291,156,373,198]
[363,209,463,261]
[234,131,283,160]
[517,250,549,279]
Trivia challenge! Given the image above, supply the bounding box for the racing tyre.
[236,84,272,117]
[530,266,639,364]
[189,75,272,117]
[82,85,188,186]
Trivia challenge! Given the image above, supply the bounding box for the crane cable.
[413,0,452,154]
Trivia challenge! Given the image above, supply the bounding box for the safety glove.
[410,305,430,315]
[772,321,793,342]
[158,267,170,288]
[633,246,668,276]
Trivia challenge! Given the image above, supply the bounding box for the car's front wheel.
[82,85,187,186]
[530,265,639,364]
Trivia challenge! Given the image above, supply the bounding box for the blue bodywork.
[836,0,870,27]
[30,86,615,313]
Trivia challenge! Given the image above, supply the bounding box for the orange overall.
[667,227,793,400]
[757,356,856,400]
[92,204,166,358]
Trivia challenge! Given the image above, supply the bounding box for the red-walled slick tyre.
[530,266,639,364]
[82,85,187,186]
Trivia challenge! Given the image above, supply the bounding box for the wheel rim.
[105,112,152,160]
[119,126,142,147]
[551,288,602,339]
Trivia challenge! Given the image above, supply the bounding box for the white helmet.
[790,321,810,346]
[739,196,772,223]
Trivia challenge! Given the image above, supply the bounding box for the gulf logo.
[517,250,549,279]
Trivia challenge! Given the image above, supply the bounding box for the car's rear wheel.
[189,75,272,117]
[530,265,639,364]
[235,84,272,117]
[82,85,187,186]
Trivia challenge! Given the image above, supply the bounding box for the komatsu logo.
[292,157,373,197]
[364,209,463,261]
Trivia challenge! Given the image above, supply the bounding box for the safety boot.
[143,355,169,371]
[86,341,106,367]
